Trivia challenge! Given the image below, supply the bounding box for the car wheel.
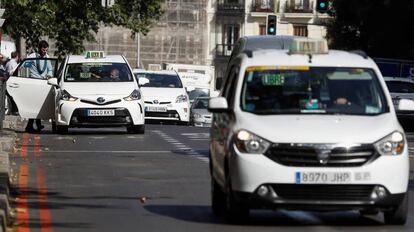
[211,176,226,216]
[225,173,249,223]
[384,193,408,225]
[56,125,68,134]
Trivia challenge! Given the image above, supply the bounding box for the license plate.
[295,172,351,184]
[87,109,115,116]
[146,106,167,112]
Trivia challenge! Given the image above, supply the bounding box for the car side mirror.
[47,78,59,87]
[208,97,229,113]
[397,99,414,111]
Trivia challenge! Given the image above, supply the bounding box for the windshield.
[241,67,388,115]
[64,63,133,82]
[188,88,210,102]
[386,80,414,93]
[193,98,209,109]
[136,73,183,88]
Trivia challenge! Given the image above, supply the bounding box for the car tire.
[225,173,249,223]
[211,176,226,216]
[384,193,408,225]
[56,125,68,134]
[127,125,145,134]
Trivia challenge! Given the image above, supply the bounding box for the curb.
[0,115,22,232]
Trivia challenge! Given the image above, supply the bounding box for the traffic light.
[316,0,329,13]
[266,14,277,35]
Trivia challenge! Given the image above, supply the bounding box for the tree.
[2,0,164,57]
[325,0,414,60]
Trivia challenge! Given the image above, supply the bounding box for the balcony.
[284,0,313,13]
[251,0,275,13]
[216,0,245,17]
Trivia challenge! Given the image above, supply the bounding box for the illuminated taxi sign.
[246,66,310,72]
[288,38,328,55]
[85,51,105,59]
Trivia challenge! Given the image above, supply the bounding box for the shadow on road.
[144,205,386,226]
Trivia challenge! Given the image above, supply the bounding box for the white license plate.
[146,106,167,112]
[87,109,115,116]
[295,172,351,184]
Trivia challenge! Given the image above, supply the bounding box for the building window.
[293,25,308,37]
[224,24,240,50]
[259,25,267,35]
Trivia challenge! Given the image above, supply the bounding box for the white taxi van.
[7,51,145,134]
[208,38,412,224]
[134,70,190,124]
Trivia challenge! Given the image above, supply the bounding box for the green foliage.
[325,0,414,59]
[2,0,164,57]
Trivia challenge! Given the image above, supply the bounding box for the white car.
[134,70,190,124]
[384,76,414,124]
[7,51,145,134]
[208,38,412,224]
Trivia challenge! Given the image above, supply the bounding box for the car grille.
[80,99,121,106]
[145,110,181,119]
[71,108,131,125]
[264,144,378,167]
[271,184,375,201]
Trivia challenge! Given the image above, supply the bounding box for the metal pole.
[136,32,141,68]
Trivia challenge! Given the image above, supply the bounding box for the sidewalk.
[0,115,23,232]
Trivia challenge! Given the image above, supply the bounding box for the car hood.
[192,108,211,116]
[236,112,400,144]
[141,87,186,100]
[63,83,136,97]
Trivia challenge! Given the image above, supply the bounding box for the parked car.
[384,76,414,127]
[190,97,211,127]
[7,51,145,134]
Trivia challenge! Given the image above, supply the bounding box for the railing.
[215,44,234,57]
[217,0,245,16]
[251,0,275,12]
[284,0,313,13]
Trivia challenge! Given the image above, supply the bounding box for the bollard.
[0,69,9,131]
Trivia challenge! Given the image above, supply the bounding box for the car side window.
[222,66,238,109]
[16,58,56,80]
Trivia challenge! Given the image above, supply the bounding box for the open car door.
[7,58,58,120]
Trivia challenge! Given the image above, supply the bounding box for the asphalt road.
[10,123,414,232]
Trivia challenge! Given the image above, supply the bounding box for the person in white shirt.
[25,40,53,132]
[27,40,53,79]
[5,51,19,75]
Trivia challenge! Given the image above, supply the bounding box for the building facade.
[209,0,329,82]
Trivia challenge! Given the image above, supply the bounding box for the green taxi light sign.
[85,51,105,59]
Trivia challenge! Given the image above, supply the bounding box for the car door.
[7,58,58,119]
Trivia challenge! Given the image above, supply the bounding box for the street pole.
[136,32,141,68]
[0,7,5,131]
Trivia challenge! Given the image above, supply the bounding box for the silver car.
[190,97,212,127]
[384,76,414,126]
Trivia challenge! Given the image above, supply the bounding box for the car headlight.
[176,94,188,103]
[60,90,78,101]
[374,131,405,156]
[124,89,141,101]
[234,130,271,154]
[193,113,202,119]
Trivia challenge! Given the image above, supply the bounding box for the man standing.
[25,40,52,132]
[5,51,19,75]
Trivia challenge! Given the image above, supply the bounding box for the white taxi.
[134,70,190,124]
[208,38,412,224]
[7,51,145,134]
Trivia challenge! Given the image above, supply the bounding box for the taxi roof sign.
[85,51,105,59]
[288,38,328,55]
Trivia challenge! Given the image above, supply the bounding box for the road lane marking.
[21,133,29,158]
[23,150,172,153]
[17,165,29,232]
[37,167,53,232]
